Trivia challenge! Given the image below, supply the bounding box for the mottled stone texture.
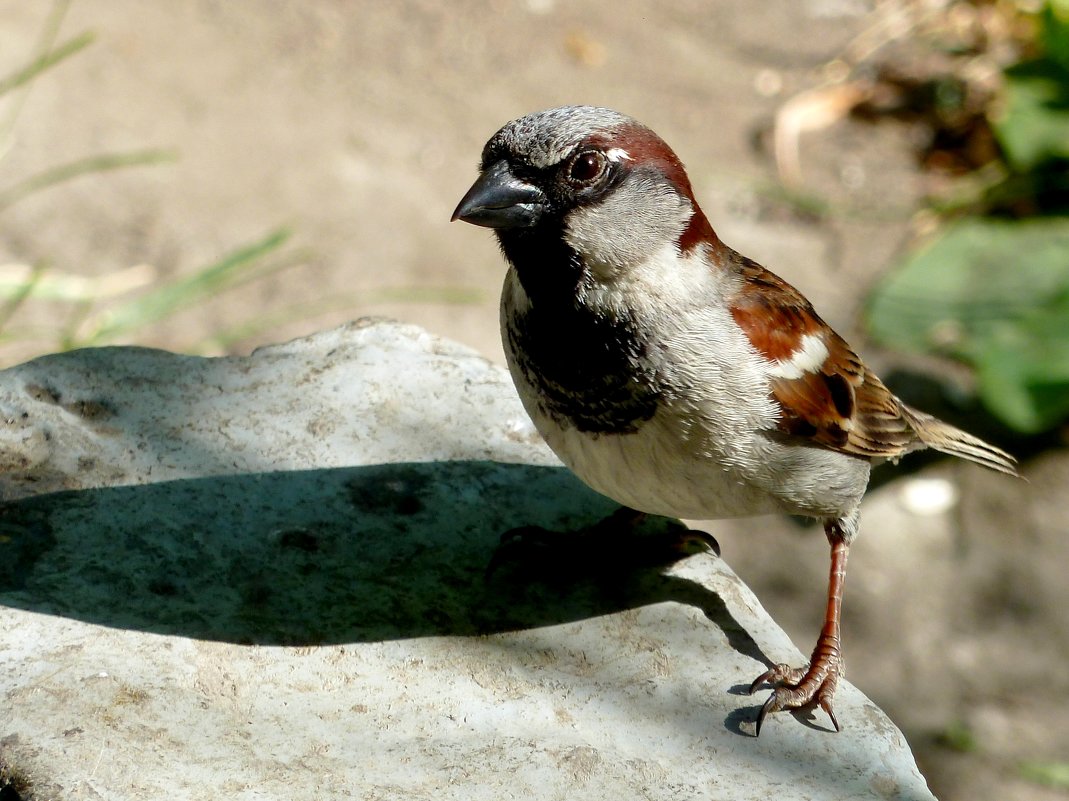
[0,320,936,800]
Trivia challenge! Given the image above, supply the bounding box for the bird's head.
[452,106,717,284]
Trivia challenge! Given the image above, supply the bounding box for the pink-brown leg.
[749,521,849,735]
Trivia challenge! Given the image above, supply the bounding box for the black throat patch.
[500,232,662,435]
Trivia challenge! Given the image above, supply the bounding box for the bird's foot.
[748,646,843,736]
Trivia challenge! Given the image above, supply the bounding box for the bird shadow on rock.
[0,460,768,668]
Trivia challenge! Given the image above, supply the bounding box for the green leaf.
[866,217,1069,432]
[975,298,1069,432]
[1020,760,1069,789]
[1042,0,1069,72]
[992,59,1069,171]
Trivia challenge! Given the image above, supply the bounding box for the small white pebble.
[840,159,865,190]
[754,69,783,97]
[898,477,959,516]
[506,417,537,436]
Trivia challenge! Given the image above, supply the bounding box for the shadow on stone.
[0,460,763,659]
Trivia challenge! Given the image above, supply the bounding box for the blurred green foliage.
[1019,759,1069,789]
[867,1,1069,433]
[868,218,1069,432]
[934,719,980,753]
[989,0,1069,213]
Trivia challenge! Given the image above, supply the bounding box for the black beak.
[451,160,546,229]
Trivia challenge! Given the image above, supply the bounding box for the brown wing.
[728,255,916,459]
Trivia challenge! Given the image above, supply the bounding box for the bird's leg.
[749,519,850,735]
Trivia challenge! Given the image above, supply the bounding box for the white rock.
[0,319,936,800]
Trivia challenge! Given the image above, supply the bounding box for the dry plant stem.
[773,0,950,185]
[751,524,849,736]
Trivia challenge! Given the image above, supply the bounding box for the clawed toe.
[748,663,807,696]
[755,684,840,737]
[749,656,842,736]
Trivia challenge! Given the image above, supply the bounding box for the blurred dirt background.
[1,2,1066,799]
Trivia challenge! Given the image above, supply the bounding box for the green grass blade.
[0,0,82,141]
[0,262,47,334]
[0,263,155,302]
[79,228,294,346]
[0,31,95,98]
[0,149,178,212]
[201,285,484,352]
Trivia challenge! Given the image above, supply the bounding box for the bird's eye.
[566,151,606,185]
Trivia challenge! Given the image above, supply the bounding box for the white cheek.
[562,176,692,277]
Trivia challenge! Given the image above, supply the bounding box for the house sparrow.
[451,105,1017,735]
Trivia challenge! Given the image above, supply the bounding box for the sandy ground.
[1,2,1066,799]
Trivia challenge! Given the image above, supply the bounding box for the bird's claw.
[748,662,807,695]
[749,657,842,736]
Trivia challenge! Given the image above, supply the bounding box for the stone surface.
[0,320,937,800]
